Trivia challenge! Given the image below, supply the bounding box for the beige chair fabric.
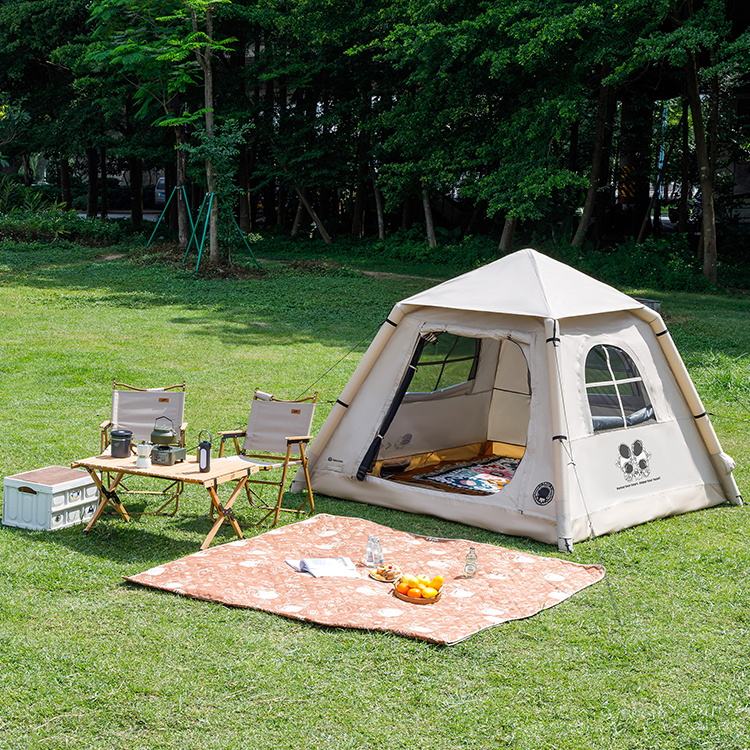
[243,399,316,455]
[112,390,186,442]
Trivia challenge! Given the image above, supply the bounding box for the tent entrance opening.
[371,333,531,496]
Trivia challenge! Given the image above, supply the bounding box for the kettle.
[150,415,178,446]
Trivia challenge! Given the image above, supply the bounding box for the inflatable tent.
[295,249,741,550]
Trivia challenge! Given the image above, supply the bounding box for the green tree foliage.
[0,0,747,277]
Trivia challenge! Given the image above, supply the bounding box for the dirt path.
[257,257,441,283]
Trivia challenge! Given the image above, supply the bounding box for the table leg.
[83,470,130,533]
[200,477,248,550]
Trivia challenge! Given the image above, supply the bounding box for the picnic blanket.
[414,456,521,494]
[126,514,604,645]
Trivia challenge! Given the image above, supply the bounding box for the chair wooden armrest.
[218,428,247,457]
[100,420,113,452]
[285,435,312,444]
[219,429,247,438]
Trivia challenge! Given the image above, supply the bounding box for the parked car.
[154,176,166,207]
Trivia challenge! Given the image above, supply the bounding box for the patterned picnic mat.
[414,456,521,493]
[126,514,604,645]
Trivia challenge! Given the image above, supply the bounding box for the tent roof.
[400,248,644,320]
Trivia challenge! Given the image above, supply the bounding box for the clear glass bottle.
[463,546,478,577]
[364,535,376,566]
[371,536,384,566]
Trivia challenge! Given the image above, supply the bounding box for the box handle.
[18,486,37,495]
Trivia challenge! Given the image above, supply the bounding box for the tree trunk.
[129,156,143,229]
[86,147,98,218]
[238,144,251,231]
[99,146,108,219]
[351,184,365,238]
[422,187,437,248]
[21,153,33,186]
[498,216,517,253]
[165,160,177,230]
[708,75,719,177]
[572,85,612,247]
[351,133,368,237]
[686,54,717,283]
[677,97,690,232]
[372,170,385,240]
[195,9,219,265]
[290,200,304,237]
[173,128,189,248]
[617,93,653,236]
[59,158,72,209]
[262,72,277,228]
[295,186,332,243]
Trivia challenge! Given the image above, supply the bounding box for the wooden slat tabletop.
[71,454,262,487]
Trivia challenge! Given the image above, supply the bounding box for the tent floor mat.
[389,454,522,495]
[126,513,605,645]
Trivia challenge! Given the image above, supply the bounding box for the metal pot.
[110,429,133,458]
[150,416,178,446]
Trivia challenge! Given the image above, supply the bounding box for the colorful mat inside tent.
[127,514,604,645]
[414,456,521,494]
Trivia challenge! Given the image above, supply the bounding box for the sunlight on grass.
[0,241,747,750]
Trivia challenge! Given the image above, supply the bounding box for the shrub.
[545,236,716,293]
[0,208,127,246]
[0,174,66,212]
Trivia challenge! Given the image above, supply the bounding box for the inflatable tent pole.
[292,304,408,488]
[632,307,742,506]
[545,318,575,552]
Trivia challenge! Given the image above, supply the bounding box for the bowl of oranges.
[393,574,445,605]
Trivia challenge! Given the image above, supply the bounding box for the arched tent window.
[407,333,480,394]
[585,345,656,433]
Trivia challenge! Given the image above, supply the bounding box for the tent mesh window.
[585,345,656,432]
[408,334,480,394]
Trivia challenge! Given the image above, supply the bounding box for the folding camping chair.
[99,381,188,515]
[218,390,316,527]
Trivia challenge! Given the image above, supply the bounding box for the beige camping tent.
[294,249,741,550]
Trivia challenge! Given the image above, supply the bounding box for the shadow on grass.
[11,517,203,565]
[0,243,423,351]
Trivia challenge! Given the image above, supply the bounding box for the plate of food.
[392,574,444,605]
[369,563,401,582]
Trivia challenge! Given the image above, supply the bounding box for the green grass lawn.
[0,239,748,750]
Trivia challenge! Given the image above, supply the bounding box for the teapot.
[150,416,178,446]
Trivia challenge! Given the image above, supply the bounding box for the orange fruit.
[422,587,438,599]
[430,575,444,590]
[407,587,423,598]
[396,581,410,594]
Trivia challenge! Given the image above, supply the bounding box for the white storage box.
[3,466,100,531]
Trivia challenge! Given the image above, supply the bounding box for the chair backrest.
[112,384,186,442]
[243,391,316,455]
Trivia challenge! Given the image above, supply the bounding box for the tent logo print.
[533,482,555,506]
[616,440,651,482]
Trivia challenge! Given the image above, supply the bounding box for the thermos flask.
[198,431,212,473]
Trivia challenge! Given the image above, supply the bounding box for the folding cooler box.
[2,466,99,531]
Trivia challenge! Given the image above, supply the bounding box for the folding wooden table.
[71,454,262,549]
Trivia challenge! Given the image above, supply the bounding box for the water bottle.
[371,536,384,566]
[364,535,377,566]
[463,546,478,577]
